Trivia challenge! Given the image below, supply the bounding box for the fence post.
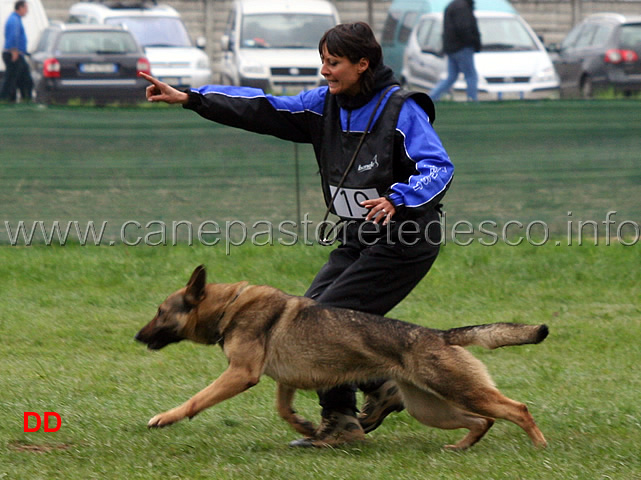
[571,0,582,27]
[294,143,302,236]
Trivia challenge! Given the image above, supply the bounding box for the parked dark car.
[551,13,641,98]
[30,23,151,104]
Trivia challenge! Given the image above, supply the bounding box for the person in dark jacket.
[430,0,481,101]
[140,22,454,448]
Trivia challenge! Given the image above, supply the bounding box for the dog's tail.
[442,323,549,350]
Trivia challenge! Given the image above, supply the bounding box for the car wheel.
[580,75,593,99]
[35,88,50,105]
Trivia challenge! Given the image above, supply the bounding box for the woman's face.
[320,45,369,96]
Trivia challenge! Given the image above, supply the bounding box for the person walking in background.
[1,0,33,103]
[430,0,481,101]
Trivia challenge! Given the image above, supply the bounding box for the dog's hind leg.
[458,388,547,448]
[276,383,316,437]
[410,345,547,448]
[397,381,494,450]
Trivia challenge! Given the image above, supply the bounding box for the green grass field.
[1,100,640,478]
[1,100,640,244]
[1,243,640,479]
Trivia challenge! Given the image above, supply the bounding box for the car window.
[619,23,641,50]
[561,23,584,50]
[399,12,419,43]
[418,19,443,53]
[67,14,87,24]
[56,31,139,54]
[479,17,538,51]
[415,18,435,47]
[35,28,56,52]
[574,23,598,48]
[104,16,192,47]
[240,13,335,49]
[591,24,614,47]
[382,11,400,43]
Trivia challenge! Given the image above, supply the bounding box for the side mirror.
[196,36,206,49]
[546,43,560,53]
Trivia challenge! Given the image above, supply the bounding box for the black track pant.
[304,222,441,417]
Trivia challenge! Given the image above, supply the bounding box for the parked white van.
[68,1,211,88]
[220,0,339,93]
[0,0,49,79]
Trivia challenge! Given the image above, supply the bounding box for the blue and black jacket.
[183,75,453,227]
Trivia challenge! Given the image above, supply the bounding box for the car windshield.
[105,16,192,47]
[56,31,139,54]
[36,28,58,52]
[479,17,539,51]
[620,24,641,50]
[240,13,335,48]
[418,19,443,53]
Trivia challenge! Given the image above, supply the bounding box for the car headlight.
[240,60,266,76]
[196,57,210,70]
[533,66,557,83]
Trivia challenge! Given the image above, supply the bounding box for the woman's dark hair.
[319,22,382,95]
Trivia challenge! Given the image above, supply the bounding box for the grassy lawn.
[1,100,640,244]
[0,242,639,479]
[1,100,640,478]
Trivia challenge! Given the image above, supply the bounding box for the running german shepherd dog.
[135,265,548,450]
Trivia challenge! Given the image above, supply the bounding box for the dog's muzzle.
[135,326,183,350]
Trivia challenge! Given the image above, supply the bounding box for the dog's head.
[135,265,207,350]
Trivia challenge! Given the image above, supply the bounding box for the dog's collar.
[209,284,248,345]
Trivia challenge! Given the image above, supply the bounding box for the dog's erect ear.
[185,265,207,307]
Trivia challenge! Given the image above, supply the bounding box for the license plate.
[80,63,118,74]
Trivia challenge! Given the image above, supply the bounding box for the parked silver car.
[402,11,559,100]
[550,13,641,98]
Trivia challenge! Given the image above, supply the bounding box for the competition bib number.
[328,186,380,219]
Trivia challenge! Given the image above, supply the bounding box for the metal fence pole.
[294,143,302,236]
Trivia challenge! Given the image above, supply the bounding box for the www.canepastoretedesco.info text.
[2,212,639,250]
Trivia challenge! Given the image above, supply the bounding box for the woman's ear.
[358,58,370,74]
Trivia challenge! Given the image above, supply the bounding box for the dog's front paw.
[147,410,183,429]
